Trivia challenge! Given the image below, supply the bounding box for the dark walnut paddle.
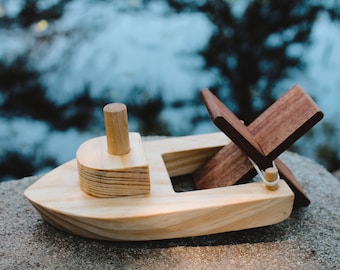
[194,85,323,207]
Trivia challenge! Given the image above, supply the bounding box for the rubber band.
[248,158,280,187]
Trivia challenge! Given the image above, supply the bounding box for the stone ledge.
[1,151,339,269]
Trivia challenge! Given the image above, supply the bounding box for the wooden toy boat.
[24,85,322,241]
[25,132,295,241]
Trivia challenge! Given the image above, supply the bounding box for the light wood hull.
[24,133,294,241]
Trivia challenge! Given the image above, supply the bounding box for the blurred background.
[1,0,340,181]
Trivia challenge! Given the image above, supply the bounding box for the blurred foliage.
[0,151,57,181]
[168,0,340,172]
[0,0,71,28]
[127,88,170,136]
[315,122,340,171]
[169,0,324,124]
[0,56,105,131]
[0,0,339,180]
[316,145,340,172]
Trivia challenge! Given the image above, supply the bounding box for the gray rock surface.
[1,152,339,269]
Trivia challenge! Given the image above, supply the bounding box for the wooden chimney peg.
[77,103,150,198]
[194,85,323,207]
[103,103,130,155]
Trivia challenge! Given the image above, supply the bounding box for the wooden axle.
[265,167,279,191]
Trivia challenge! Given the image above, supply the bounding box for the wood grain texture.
[200,88,267,167]
[76,132,150,197]
[194,85,323,207]
[248,85,324,159]
[25,133,294,241]
[274,158,310,206]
